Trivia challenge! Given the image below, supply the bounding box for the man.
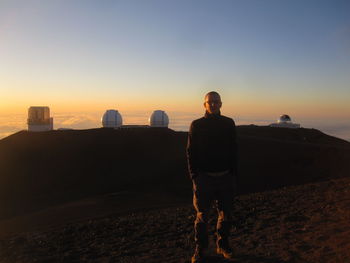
[187,91,238,263]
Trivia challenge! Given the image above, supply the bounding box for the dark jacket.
[186,111,238,179]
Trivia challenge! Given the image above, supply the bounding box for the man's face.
[204,93,222,114]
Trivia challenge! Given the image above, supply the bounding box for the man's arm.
[231,120,238,177]
[186,122,198,180]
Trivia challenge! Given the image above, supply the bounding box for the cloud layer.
[0,113,349,142]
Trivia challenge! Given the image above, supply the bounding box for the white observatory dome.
[278,114,292,123]
[270,114,300,128]
[149,110,169,128]
[102,110,123,128]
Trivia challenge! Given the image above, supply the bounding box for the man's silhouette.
[187,91,238,263]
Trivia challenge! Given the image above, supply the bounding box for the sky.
[1,0,350,140]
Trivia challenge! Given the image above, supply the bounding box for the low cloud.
[0,125,24,133]
[0,126,24,140]
[54,114,100,129]
[316,124,350,142]
[0,116,26,139]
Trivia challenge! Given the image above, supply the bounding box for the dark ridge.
[0,126,349,221]
[237,125,350,147]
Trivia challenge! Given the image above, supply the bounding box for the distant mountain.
[0,126,349,220]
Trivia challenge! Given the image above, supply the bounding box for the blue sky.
[0,0,349,140]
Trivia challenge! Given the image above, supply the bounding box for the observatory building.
[102,110,123,128]
[270,114,300,128]
[149,110,169,128]
[101,109,169,129]
[27,106,54,132]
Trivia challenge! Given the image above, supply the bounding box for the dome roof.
[102,110,123,128]
[278,114,292,123]
[149,110,169,128]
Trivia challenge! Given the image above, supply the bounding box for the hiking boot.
[191,246,208,263]
[216,246,234,259]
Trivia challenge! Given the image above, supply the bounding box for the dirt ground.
[1,177,349,263]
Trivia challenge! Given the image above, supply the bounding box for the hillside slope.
[0,126,349,221]
[1,177,349,263]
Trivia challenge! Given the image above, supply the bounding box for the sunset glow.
[1,0,349,140]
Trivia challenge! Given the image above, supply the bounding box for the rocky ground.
[1,177,350,263]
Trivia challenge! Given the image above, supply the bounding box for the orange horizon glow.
[1,95,350,120]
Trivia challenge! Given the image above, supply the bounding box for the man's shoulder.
[191,115,235,124]
[191,117,206,126]
[189,117,206,132]
[219,115,236,125]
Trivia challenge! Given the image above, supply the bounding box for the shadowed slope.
[0,128,188,219]
[0,126,349,222]
[1,177,349,263]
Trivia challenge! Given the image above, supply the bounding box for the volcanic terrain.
[0,126,349,262]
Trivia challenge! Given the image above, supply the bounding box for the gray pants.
[192,172,235,248]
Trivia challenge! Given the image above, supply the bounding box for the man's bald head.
[204,91,221,101]
[204,91,222,114]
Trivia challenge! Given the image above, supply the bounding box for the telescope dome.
[102,110,123,128]
[149,110,169,128]
[270,114,300,128]
[278,114,292,123]
[27,106,53,132]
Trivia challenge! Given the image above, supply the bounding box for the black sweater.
[186,111,238,179]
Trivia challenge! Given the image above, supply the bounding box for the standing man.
[187,91,238,263]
